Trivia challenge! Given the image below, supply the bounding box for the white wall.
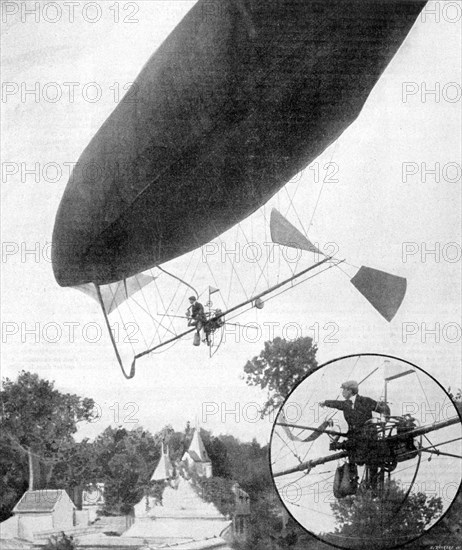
[52,497,75,530]
[18,514,52,540]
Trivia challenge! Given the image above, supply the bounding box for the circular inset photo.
[269,354,462,549]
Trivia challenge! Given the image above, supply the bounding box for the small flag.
[209,286,219,295]
[384,360,415,382]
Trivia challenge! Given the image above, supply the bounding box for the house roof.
[155,538,234,549]
[184,430,210,463]
[75,534,233,549]
[123,517,231,541]
[151,445,173,481]
[0,538,33,550]
[13,490,75,513]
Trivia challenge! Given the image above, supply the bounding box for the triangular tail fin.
[350,266,407,322]
[270,208,323,255]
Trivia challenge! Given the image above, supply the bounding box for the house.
[11,490,75,540]
[82,483,105,523]
[181,429,212,479]
[129,475,231,545]
[1,426,248,550]
[130,425,249,548]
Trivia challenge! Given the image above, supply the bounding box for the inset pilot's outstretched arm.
[319,400,348,411]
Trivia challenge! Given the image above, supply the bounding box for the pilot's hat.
[341,380,359,392]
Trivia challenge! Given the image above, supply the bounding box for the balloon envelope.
[52,0,426,287]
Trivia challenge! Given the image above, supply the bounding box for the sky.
[1,1,461,450]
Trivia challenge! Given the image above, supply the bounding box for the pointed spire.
[151,443,172,481]
[187,428,210,463]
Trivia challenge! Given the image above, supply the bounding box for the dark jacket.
[189,301,205,320]
[323,395,390,434]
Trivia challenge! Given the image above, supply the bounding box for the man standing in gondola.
[320,380,390,490]
[186,296,207,344]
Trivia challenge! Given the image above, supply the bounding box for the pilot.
[186,296,207,346]
[186,296,206,326]
[320,380,390,434]
[320,380,390,489]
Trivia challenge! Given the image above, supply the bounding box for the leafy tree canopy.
[0,371,96,520]
[1,371,96,456]
[92,426,159,515]
[327,482,443,549]
[42,533,76,550]
[243,337,318,416]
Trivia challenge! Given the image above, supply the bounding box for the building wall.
[203,462,212,478]
[18,514,52,539]
[74,509,90,526]
[183,454,213,479]
[52,497,75,530]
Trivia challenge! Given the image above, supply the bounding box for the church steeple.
[182,425,212,478]
[150,442,173,482]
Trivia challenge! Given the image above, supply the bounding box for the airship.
[52,0,423,376]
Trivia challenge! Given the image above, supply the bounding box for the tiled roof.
[13,490,74,513]
[0,538,33,550]
[186,430,210,463]
[187,450,203,463]
[155,538,234,549]
[123,517,230,540]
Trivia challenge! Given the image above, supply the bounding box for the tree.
[238,339,322,548]
[1,371,96,457]
[91,426,159,515]
[200,429,232,478]
[0,433,28,521]
[243,337,318,417]
[0,371,96,520]
[51,438,101,507]
[191,474,236,517]
[42,533,76,550]
[327,482,443,549]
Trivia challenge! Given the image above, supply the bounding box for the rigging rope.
[107,282,137,358]
[157,265,198,299]
[151,253,201,347]
[96,284,135,379]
